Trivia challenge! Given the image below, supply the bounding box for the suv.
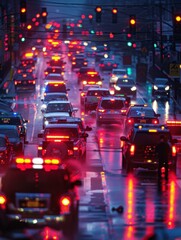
[0,125,24,155]
[0,157,81,236]
[152,77,171,99]
[0,134,14,166]
[109,68,128,86]
[120,124,178,174]
[84,87,110,113]
[96,96,127,125]
[38,123,88,161]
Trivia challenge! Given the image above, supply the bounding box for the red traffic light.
[112,8,118,14]
[130,18,136,25]
[21,7,26,13]
[88,14,93,19]
[27,24,32,30]
[42,11,47,17]
[96,6,102,13]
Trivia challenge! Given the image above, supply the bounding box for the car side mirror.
[81,132,89,138]
[156,113,161,117]
[120,136,127,141]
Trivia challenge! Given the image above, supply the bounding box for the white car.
[84,87,110,113]
[41,92,68,111]
[109,68,128,85]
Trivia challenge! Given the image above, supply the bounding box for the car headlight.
[44,120,49,126]
[41,104,47,110]
[114,85,121,90]
[131,86,137,91]
[165,85,170,91]
[153,85,158,90]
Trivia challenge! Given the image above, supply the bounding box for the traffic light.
[112,8,118,23]
[41,7,48,24]
[20,0,27,23]
[129,15,136,35]
[95,6,102,23]
[173,14,181,42]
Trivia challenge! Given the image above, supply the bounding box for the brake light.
[83,80,87,85]
[46,135,69,139]
[44,158,60,164]
[127,118,134,124]
[45,71,48,75]
[0,195,6,205]
[98,109,105,113]
[83,62,87,65]
[60,196,71,214]
[152,119,159,124]
[172,146,177,157]
[73,146,79,151]
[16,157,31,164]
[130,145,135,156]
[113,64,117,67]
[81,92,85,97]
[87,71,98,75]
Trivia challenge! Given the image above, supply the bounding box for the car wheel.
[125,159,133,174]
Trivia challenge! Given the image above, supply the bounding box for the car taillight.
[81,92,85,97]
[59,196,71,214]
[44,158,60,164]
[0,194,6,209]
[130,145,135,156]
[73,146,79,151]
[172,146,177,157]
[152,119,159,124]
[127,118,134,124]
[45,71,48,75]
[98,109,105,113]
[113,64,117,67]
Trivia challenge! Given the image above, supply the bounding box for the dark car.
[0,134,14,166]
[113,78,137,99]
[43,81,69,96]
[72,57,88,71]
[0,157,81,236]
[44,66,65,77]
[152,77,171,99]
[38,123,88,161]
[77,67,97,84]
[122,104,160,135]
[0,112,28,143]
[0,125,24,155]
[13,72,37,91]
[99,58,118,71]
[120,124,178,174]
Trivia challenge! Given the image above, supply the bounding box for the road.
[1,47,181,240]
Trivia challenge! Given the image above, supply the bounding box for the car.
[13,72,37,92]
[80,71,103,87]
[0,112,28,143]
[113,77,137,99]
[47,58,66,69]
[42,112,70,129]
[99,58,118,71]
[44,66,65,77]
[0,157,82,236]
[15,63,34,74]
[20,58,36,70]
[120,124,178,174]
[0,125,24,155]
[96,96,128,125]
[77,67,97,84]
[166,120,181,153]
[42,100,78,117]
[79,84,101,105]
[84,87,111,113]
[41,93,69,112]
[44,115,92,134]
[152,77,171,99]
[42,81,70,97]
[122,104,160,135]
[71,56,88,71]
[38,123,88,161]
[0,134,14,167]
[109,68,128,86]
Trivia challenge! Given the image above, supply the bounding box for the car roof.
[87,87,109,91]
[47,100,71,104]
[45,92,67,96]
[100,96,125,101]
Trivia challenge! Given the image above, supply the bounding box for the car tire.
[125,160,133,174]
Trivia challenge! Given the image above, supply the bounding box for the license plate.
[27,200,39,207]
[140,120,146,123]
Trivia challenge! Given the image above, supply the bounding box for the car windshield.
[0,138,6,147]
[129,108,155,117]
[134,132,171,145]
[113,70,126,75]
[155,79,168,84]
[101,100,124,109]
[0,129,19,138]
[87,90,110,96]
[0,117,21,125]
[46,103,71,113]
[45,128,79,138]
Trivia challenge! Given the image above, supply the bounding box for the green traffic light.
[127,42,132,47]
[127,67,132,75]
[21,37,25,42]
[154,43,157,48]
[90,30,95,34]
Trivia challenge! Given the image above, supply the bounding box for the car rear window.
[87,90,110,96]
[46,103,71,113]
[101,100,124,109]
[134,132,171,145]
[129,108,155,117]
[45,127,79,138]
[45,84,66,93]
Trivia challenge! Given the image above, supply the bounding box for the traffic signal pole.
[159,1,164,66]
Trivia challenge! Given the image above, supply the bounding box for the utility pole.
[159,0,163,66]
